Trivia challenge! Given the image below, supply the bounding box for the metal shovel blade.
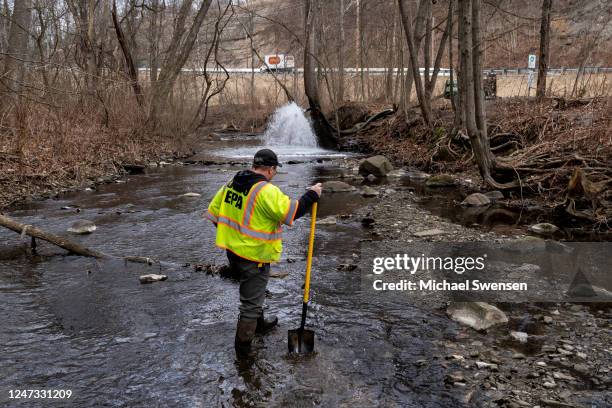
[287,328,314,354]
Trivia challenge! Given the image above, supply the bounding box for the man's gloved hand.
[309,183,323,197]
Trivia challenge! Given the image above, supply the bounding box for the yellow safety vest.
[205,180,298,263]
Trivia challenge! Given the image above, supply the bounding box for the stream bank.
[333,97,612,235]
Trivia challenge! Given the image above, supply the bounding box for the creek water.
[0,131,470,407]
[1,103,604,406]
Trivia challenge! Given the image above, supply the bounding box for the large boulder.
[358,155,394,177]
[461,193,491,207]
[447,302,508,331]
[322,181,356,193]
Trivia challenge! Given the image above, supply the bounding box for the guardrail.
[137,67,612,75]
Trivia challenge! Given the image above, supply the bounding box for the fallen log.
[0,213,156,264]
[338,109,395,135]
[313,107,396,140]
[1,214,107,258]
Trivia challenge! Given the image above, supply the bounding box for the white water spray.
[263,102,318,147]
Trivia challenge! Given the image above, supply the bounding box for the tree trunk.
[83,0,96,91]
[304,0,319,107]
[112,0,143,106]
[249,9,256,107]
[536,0,552,100]
[304,0,336,148]
[397,0,433,127]
[337,0,345,103]
[356,0,366,101]
[2,0,32,97]
[393,12,403,105]
[424,5,432,88]
[455,1,466,127]
[458,0,512,188]
[385,16,398,102]
[472,0,487,139]
[0,0,10,52]
[149,0,161,82]
[33,4,50,93]
[460,0,490,179]
[458,0,475,134]
[448,0,458,117]
[65,0,98,93]
[425,4,452,101]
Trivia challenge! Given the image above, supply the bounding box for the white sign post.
[528,54,537,69]
[527,54,536,96]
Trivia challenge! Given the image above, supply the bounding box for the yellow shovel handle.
[303,202,317,303]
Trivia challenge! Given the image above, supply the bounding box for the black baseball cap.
[253,149,282,167]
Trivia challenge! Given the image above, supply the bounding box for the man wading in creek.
[204,149,322,357]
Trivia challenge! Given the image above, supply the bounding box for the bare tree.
[448,0,460,122]
[0,0,11,53]
[458,0,504,187]
[66,0,98,92]
[385,15,398,102]
[148,0,214,125]
[424,4,452,104]
[2,0,32,97]
[192,0,233,129]
[398,0,432,126]
[304,0,335,148]
[337,0,345,103]
[355,0,363,100]
[536,0,552,99]
[148,0,163,82]
[570,4,612,97]
[111,0,143,106]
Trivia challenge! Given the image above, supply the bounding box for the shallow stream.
[0,131,605,407]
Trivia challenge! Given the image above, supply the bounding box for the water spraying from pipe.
[263,102,318,147]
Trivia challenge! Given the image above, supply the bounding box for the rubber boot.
[255,313,278,335]
[234,319,257,358]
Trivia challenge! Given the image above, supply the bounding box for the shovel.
[288,202,318,354]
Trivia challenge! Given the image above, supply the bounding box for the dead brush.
[0,94,191,209]
[348,97,611,226]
